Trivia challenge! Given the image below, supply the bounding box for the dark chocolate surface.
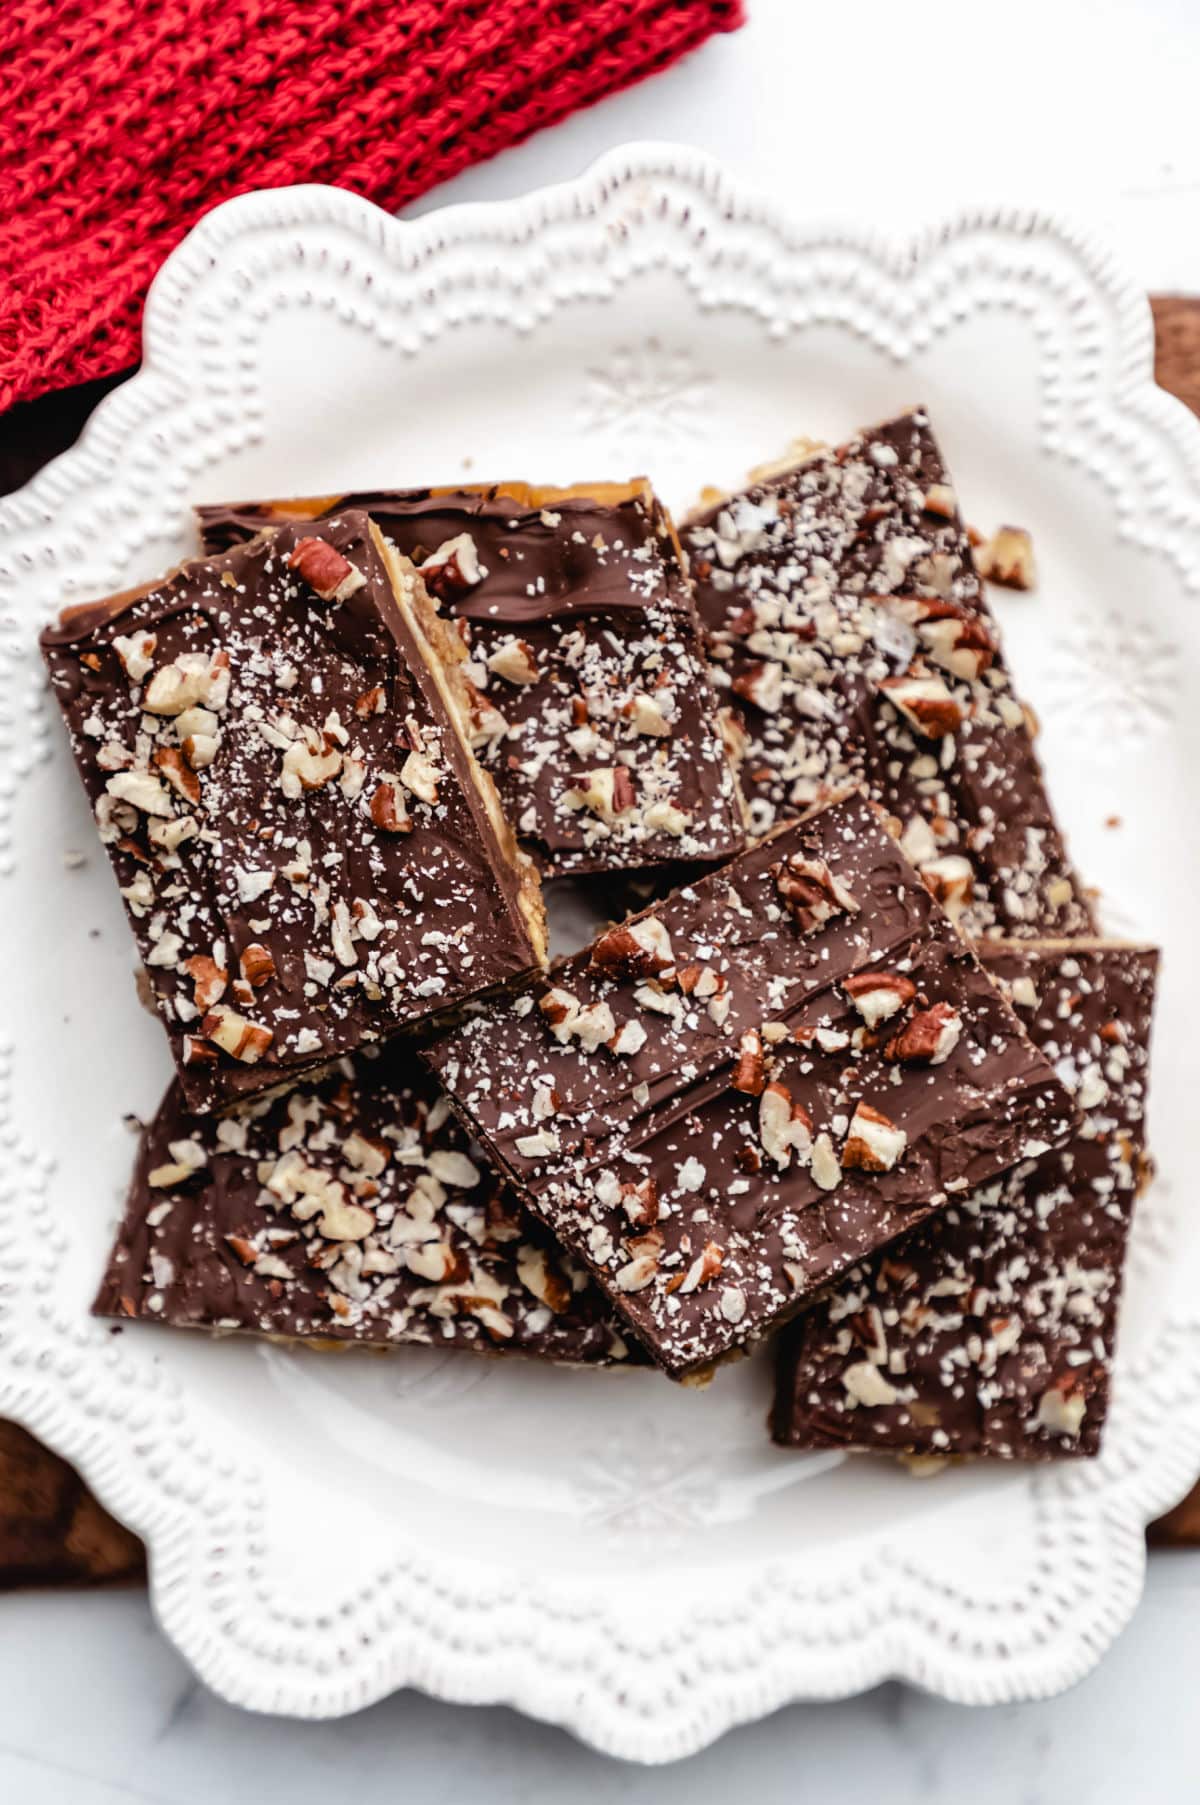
[41,513,543,1113]
[425,794,1078,1377]
[772,940,1157,1459]
[95,1045,637,1362]
[198,483,744,878]
[683,411,1094,940]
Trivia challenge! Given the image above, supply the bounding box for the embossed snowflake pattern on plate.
[1,149,1199,1761]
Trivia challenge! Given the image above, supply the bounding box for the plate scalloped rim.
[1,144,1200,1762]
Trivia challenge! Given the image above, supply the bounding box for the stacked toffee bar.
[97,1044,639,1363]
[772,940,1157,1457]
[42,513,545,1113]
[683,411,1093,940]
[425,793,1077,1377]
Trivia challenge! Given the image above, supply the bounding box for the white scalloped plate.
[2,147,1200,1762]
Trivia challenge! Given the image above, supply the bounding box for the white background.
[7,0,1200,1797]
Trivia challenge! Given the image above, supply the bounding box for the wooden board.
[2,301,1199,1585]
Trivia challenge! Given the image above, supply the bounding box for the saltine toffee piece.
[94,1045,638,1362]
[40,513,546,1113]
[683,410,1093,940]
[197,481,744,878]
[424,793,1077,1378]
[772,939,1157,1459]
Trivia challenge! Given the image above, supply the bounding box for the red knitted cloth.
[1,0,743,412]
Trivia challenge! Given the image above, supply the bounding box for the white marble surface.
[2,1557,1199,1802]
[8,0,1200,1793]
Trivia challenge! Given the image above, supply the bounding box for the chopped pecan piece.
[620,1177,660,1229]
[589,916,673,977]
[420,532,486,600]
[674,1240,724,1295]
[182,954,228,1011]
[919,854,974,924]
[486,638,540,686]
[202,1006,273,1064]
[240,943,276,988]
[842,1101,907,1172]
[731,660,783,712]
[758,1081,813,1169]
[977,524,1036,590]
[368,776,412,833]
[153,744,201,804]
[730,1027,767,1095]
[287,537,367,602]
[772,852,858,933]
[879,672,964,740]
[886,1002,963,1065]
[841,971,916,1028]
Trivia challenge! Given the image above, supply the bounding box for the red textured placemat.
[0,0,743,412]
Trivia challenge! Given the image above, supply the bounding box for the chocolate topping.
[772,939,1158,1458]
[684,411,1093,939]
[95,1044,638,1362]
[197,482,744,877]
[41,513,544,1112]
[425,793,1078,1377]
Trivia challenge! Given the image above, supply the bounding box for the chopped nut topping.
[758,1081,813,1169]
[620,1177,659,1229]
[879,671,964,740]
[642,800,691,837]
[144,649,230,716]
[590,916,674,977]
[772,852,859,933]
[287,537,367,602]
[105,769,173,817]
[627,693,672,736]
[562,765,637,824]
[841,971,916,1028]
[112,631,156,682]
[573,1000,617,1053]
[730,1027,767,1095]
[515,1245,572,1314]
[675,1240,724,1295]
[368,776,412,833]
[842,1102,907,1172]
[486,637,540,686]
[182,953,228,1012]
[354,684,386,719]
[515,1127,562,1157]
[731,660,784,713]
[921,483,957,520]
[202,1005,272,1064]
[919,854,974,924]
[153,745,201,804]
[903,599,997,681]
[977,524,1036,590]
[1034,1382,1087,1437]
[886,1001,963,1065]
[420,532,487,599]
[240,943,276,988]
[842,1360,899,1407]
[317,1195,376,1242]
[539,987,581,1042]
[281,729,342,796]
[399,748,441,805]
[810,1131,842,1191]
[608,1019,648,1057]
[615,1250,660,1292]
